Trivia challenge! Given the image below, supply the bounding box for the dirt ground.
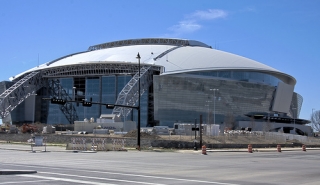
[123,130,320,145]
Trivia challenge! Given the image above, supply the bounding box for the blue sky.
[0,0,319,120]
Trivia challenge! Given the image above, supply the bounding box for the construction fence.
[67,137,127,151]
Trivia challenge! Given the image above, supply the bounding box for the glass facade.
[6,70,301,128]
[188,71,282,86]
[42,75,148,126]
[154,72,282,127]
[289,93,303,118]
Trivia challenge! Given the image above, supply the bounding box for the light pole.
[205,100,212,135]
[210,89,219,126]
[31,94,37,124]
[312,108,316,135]
[205,100,212,124]
[292,107,297,135]
[72,87,76,124]
[136,53,141,151]
[73,87,76,101]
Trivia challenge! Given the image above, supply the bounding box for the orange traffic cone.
[277,144,281,152]
[202,145,207,155]
[248,144,253,153]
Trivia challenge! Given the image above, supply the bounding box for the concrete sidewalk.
[179,147,320,154]
[1,142,320,153]
[0,143,67,152]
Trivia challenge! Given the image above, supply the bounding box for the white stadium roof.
[12,38,296,85]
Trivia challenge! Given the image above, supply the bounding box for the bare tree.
[311,110,320,132]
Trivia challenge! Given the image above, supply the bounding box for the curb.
[1,145,320,153]
[176,147,320,153]
[0,170,37,175]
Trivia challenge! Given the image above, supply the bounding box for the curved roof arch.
[11,38,296,85]
[152,46,296,85]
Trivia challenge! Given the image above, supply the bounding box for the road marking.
[86,171,239,185]
[7,163,239,185]
[39,172,166,185]
[0,180,52,184]
[19,174,117,185]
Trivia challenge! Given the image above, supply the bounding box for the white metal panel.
[272,82,294,113]
[12,41,295,86]
[153,46,279,73]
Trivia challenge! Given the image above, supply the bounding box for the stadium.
[0,38,312,135]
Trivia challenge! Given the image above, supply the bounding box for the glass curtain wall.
[101,76,116,115]
[154,74,277,127]
[189,71,281,86]
[46,78,73,124]
[45,75,149,126]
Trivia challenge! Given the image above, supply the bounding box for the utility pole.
[200,115,203,147]
[136,53,141,151]
[194,118,197,150]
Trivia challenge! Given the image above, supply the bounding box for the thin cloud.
[169,20,202,34]
[167,9,228,36]
[190,9,228,20]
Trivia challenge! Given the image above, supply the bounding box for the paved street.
[1,144,320,185]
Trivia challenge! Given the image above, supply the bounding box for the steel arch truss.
[0,71,45,118]
[112,65,153,117]
[88,38,192,51]
[39,63,161,79]
[1,63,161,122]
[48,79,79,124]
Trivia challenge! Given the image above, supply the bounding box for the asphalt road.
[1,147,320,185]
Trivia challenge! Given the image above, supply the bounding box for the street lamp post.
[292,107,297,135]
[206,101,212,123]
[205,100,212,136]
[210,89,219,126]
[136,53,141,151]
[72,87,76,124]
[31,94,37,124]
[73,87,76,101]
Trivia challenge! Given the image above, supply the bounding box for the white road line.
[13,159,190,169]
[19,174,117,185]
[38,172,166,185]
[6,163,240,185]
[0,180,52,184]
[86,171,239,185]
